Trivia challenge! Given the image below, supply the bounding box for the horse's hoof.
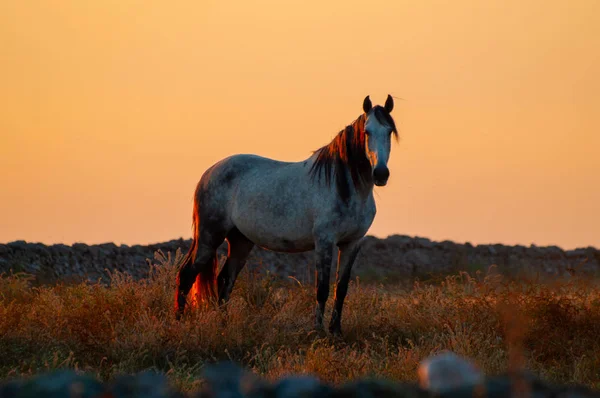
[175,310,184,321]
[328,324,343,337]
[330,330,343,338]
[311,324,327,337]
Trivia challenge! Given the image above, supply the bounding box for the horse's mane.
[309,106,398,202]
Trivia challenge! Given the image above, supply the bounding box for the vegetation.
[1,250,600,393]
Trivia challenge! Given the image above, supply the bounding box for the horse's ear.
[363,96,372,113]
[384,94,394,113]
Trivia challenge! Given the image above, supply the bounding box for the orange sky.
[1,0,598,249]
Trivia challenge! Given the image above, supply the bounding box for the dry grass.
[1,250,600,393]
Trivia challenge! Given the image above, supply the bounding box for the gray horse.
[175,95,398,335]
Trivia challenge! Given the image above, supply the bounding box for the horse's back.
[198,154,318,251]
[197,154,281,203]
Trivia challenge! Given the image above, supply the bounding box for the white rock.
[418,351,484,393]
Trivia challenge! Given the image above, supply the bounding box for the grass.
[1,250,600,393]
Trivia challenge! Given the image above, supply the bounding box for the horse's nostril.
[373,167,390,181]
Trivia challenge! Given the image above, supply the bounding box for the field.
[1,250,600,394]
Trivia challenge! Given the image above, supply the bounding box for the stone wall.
[0,235,598,284]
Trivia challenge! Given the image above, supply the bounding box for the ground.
[1,249,599,394]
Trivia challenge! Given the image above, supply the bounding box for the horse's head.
[362,95,398,187]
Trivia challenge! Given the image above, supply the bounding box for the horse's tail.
[178,201,200,277]
[176,194,218,310]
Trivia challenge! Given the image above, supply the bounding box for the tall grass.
[1,251,599,392]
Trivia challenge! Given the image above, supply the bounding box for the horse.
[174,94,398,335]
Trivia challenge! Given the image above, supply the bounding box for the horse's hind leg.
[175,230,227,316]
[217,228,254,304]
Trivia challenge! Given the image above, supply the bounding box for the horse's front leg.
[313,237,334,331]
[329,239,362,336]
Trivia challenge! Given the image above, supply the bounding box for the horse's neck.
[347,167,375,201]
[304,151,374,201]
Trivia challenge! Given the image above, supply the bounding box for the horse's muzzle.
[373,166,389,186]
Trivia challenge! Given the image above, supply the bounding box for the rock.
[72,243,89,252]
[0,380,23,398]
[546,246,564,259]
[415,237,434,249]
[567,248,589,258]
[333,379,427,398]
[270,375,331,398]
[199,362,264,398]
[404,249,432,267]
[385,235,414,248]
[440,371,600,398]
[0,244,11,256]
[417,351,483,394]
[7,240,28,247]
[98,243,117,251]
[440,241,458,252]
[109,371,182,398]
[10,370,105,398]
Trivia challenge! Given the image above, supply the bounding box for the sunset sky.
[1,0,598,249]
